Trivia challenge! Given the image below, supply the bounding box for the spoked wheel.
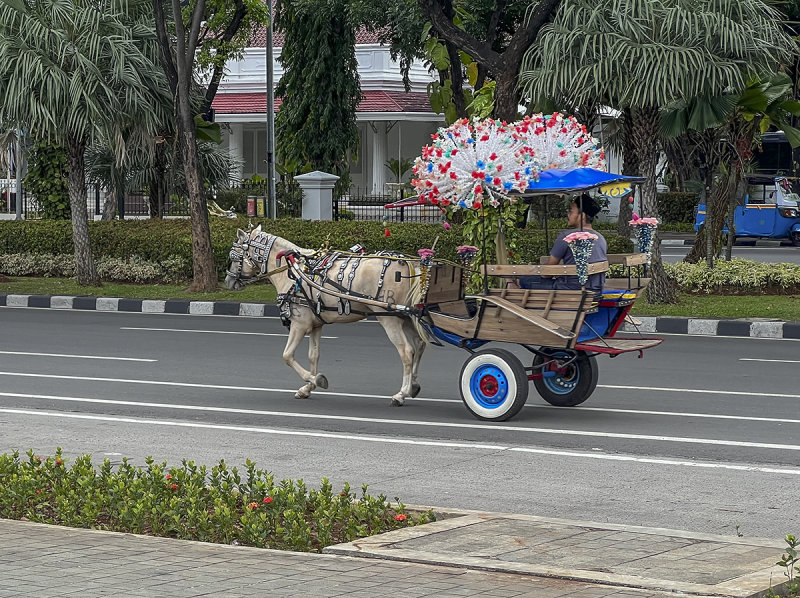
[532,350,598,407]
[460,348,529,421]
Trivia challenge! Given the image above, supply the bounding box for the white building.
[212,30,444,193]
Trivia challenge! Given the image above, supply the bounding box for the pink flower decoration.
[443,221,451,230]
[563,231,598,243]
[418,248,435,259]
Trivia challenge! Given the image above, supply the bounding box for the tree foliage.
[0,0,168,284]
[275,0,360,185]
[24,141,71,220]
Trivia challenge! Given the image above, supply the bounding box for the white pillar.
[228,124,244,184]
[294,170,339,221]
[371,122,388,194]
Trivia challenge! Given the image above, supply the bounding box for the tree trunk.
[493,72,519,123]
[630,106,676,304]
[66,133,99,286]
[617,108,637,237]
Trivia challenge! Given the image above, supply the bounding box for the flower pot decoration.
[411,118,539,210]
[417,248,436,297]
[515,113,606,174]
[628,212,659,264]
[456,245,479,287]
[563,231,599,287]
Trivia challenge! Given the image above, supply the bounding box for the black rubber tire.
[459,348,529,422]
[791,231,800,247]
[532,350,599,407]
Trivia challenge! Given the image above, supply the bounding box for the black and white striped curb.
[620,316,800,339]
[3,292,798,339]
[660,238,796,247]
[0,293,280,317]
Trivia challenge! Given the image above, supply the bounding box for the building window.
[243,128,268,177]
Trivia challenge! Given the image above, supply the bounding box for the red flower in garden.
[170,483,178,491]
[263,496,273,504]
[55,458,63,466]
[35,490,42,495]
[384,229,391,237]
[248,502,259,509]
[165,474,172,480]
[394,514,407,521]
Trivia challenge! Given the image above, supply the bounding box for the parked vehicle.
[695,175,800,246]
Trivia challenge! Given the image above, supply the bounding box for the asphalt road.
[1,308,799,539]
[661,244,800,264]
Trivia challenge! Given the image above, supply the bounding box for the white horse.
[224,226,426,405]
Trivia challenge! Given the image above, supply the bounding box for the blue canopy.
[383,168,645,209]
[523,168,644,195]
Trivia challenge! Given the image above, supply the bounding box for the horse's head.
[225,225,273,290]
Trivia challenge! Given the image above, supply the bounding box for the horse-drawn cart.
[225,114,663,421]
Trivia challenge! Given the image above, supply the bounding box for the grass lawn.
[631,293,800,321]
[2,276,798,321]
[0,276,278,303]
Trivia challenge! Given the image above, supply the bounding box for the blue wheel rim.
[542,354,579,395]
[469,364,509,409]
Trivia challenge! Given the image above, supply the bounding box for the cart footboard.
[574,337,663,357]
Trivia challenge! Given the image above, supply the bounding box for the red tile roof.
[212,90,433,115]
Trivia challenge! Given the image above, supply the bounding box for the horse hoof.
[315,374,329,389]
[391,396,405,407]
[295,391,309,399]
[410,383,421,398]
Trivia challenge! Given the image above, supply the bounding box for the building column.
[228,123,244,184]
[370,122,388,194]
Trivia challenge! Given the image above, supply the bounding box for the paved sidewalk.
[0,518,679,598]
[0,513,789,598]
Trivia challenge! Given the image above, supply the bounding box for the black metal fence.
[334,187,442,224]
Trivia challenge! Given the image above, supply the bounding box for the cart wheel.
[791,231,800,247]
[532,350,598,407]
[460,349,529,421]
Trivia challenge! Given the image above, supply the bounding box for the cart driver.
[513,194,607,293]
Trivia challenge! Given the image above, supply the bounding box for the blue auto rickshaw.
[695,175,800,245]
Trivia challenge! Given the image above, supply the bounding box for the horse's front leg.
[380,318,414,406]
[306,325,328,390]
[282,319,317,399]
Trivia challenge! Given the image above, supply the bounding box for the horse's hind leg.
[282,320,317,399]
[379,317,414,406]
[402,317,425,398]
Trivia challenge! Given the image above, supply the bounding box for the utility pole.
[14,130,23,220]
[266,2,277,219]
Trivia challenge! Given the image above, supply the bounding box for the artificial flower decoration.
[411,117,539,210]
[515,113,606,173]
[629,213,660,264]
[563,231,599,286]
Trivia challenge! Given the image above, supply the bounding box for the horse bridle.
[227,231,285,285]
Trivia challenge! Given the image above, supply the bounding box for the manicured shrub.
[0,219,634,280]
[657,192,698,224]
[664,259,800,294]
[0,253,191,283]
[0,449,434,552]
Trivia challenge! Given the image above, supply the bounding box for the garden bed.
[0,450,434,552]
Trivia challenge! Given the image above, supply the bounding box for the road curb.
[659,238,795,247]
[0,293,281,318]
[2,292,798,339]
[620,316,800,339]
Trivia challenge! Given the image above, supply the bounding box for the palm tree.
[661,74,800,265]
[520,0,795,303]
[0,0,168,285]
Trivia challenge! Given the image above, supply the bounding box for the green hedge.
[657,192,698,224]
[0,219,632,279]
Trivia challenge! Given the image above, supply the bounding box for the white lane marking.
[2,391,800,452]
[619,331,800,342]
[2,370,800,403]
[120,326,337,339]
[740,358,800,364]
[2,407,799,476]
[0,351,155,362]
[598,384,800,399]
[3,391,800,426]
